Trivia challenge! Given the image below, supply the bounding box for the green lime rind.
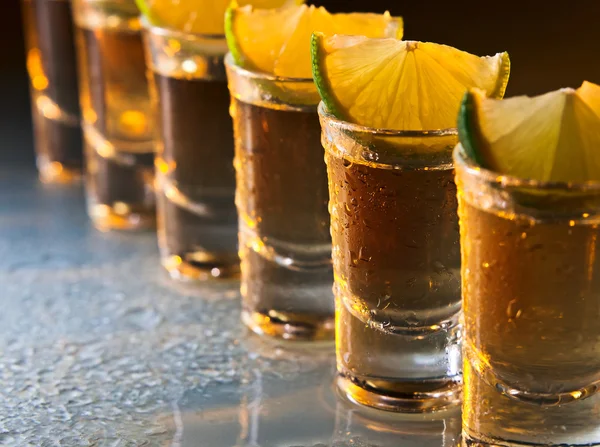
[490,52,511,99]
[225,7,251,69]
[448,53,510,169]
[311,32,346,120]
[457,90,598,207]
[134,0,160,25]
[457,91,486,168]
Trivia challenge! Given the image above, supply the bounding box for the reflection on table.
[156,336,461,447]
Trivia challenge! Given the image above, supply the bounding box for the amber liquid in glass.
[153,73,239,279]
[233,100,334,340]
[327,152,461,410]
[460,199,600,445]
[75,4,154,230]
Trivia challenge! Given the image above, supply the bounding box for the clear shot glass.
[226,55,334,341]
[455,143,600,446]
[21,0,83,184]
[320,103,462,412]
[143,23,239,281]
[72,0,155,231]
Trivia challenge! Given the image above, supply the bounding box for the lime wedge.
[136,0,301,34]
[226,4,402,77]
[311,34,510,130]
[458,82,600,183]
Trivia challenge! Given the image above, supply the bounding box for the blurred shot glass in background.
[72,0,155,231]
[21,0,83,184]
[143,22,239,281]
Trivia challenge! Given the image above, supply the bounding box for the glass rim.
[224,53,315,85]
[318,102,458,138]
[140,16,226,40]
[454,143,600,192]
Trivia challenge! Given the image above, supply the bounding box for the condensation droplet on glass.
[433,261,446,274]
[506,299,522,320]
[406,313,419,326]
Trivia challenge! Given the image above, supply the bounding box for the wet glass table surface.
[0,165,461,446]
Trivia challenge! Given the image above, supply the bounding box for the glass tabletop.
[0,165,461,446]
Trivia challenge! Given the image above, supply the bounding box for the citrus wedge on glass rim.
[136,0,302,34]
[311,33,510,130]
[458,82,600,183]
[225,4,403,78]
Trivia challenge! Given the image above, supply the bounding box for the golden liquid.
[74,3,155,230]
[75,22,152,143]
[233,100,334,340]
[326,147,461,408]
[152,71,239,279]
[460,198,600,444]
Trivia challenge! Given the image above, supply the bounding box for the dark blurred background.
[2,0,600,167]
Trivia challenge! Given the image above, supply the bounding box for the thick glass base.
[38,158,82,185]
[87,201,155,232]
[463,351,600,447]
[238,225,335,342]
[156,172,239,282]
[161,254,240,282]
[83,128,155,232]
[242,309,335,342]
[337,371,461,413]
[32,111,83,185]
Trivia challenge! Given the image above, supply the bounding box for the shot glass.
[319,103,462,412]
[143,23,239,280]
[455,144,600,446]
[72,0,155,231]
[226,55,334,341]
[21,0,83,184]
